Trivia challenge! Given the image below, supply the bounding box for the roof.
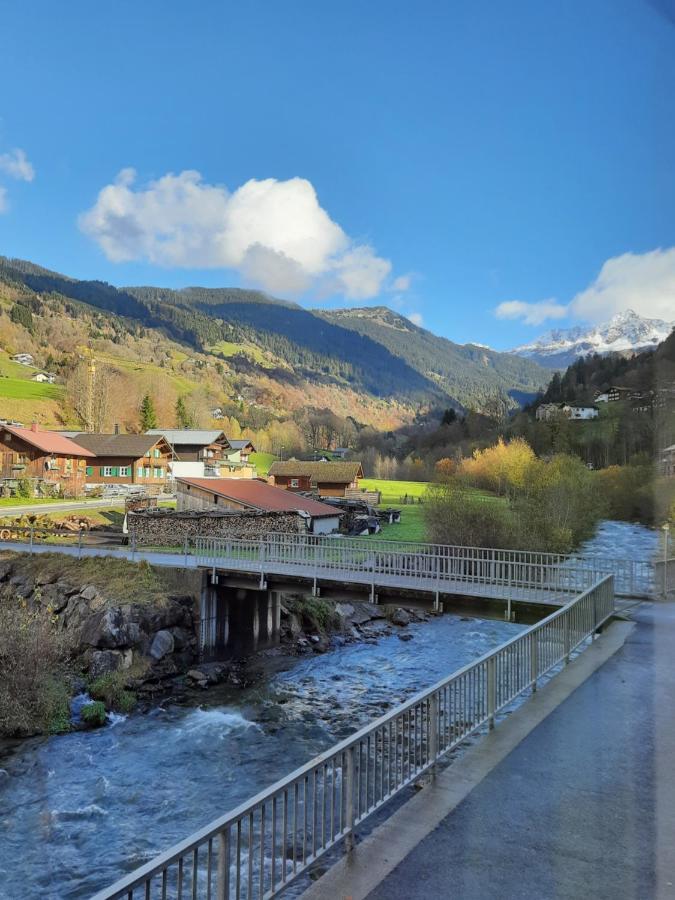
[71,433,170,458]
[0,425,95,457]
[226,439,255,451]
[268,460,364,482]
[176,477,341,518]
[147,429,230,448]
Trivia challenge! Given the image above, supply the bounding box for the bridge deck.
[204,554,572,606]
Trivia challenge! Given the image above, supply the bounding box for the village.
[0,421,406,544]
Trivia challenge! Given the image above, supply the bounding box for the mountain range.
[511,310,674,368]
[0,256,549,430]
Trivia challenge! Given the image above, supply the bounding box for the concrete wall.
[311,515,341,534]
[129,508,304,545]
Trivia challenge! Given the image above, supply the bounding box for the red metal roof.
[1,425,96,457]
[177,477,340,518]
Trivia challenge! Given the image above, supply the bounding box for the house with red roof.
[176,477,342,534]
[0,423,95,496]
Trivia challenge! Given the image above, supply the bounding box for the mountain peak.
[511,310,674,368]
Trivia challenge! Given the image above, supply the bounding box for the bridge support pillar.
[199,580,281,660]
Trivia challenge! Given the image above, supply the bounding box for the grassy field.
[251,451,278,476]
[0,376,63,401]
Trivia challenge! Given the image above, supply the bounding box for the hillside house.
[535,403,562,422]
[70,433,172,490]
[31,372,56,384]
[0,424,94,495]
[268,460,363,497]
[561,405,599,420]
[595,387,631,403]
[176,477,341,534]
[11,353,34,366]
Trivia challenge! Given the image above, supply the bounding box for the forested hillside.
[321,306,547,406]
[0,254,549,444]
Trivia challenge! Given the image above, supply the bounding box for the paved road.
[364,601,675,900]
[0,498,128,515]
[0,496,175,515]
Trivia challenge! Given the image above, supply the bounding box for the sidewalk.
[306,602,675,900]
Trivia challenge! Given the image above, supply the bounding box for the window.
[119,466,130,477]
[153,467,162,479]
[137,466,144,478]
[213,494,218,504]
[290,478,300,488]
[153,448,161,458]
[144,466,151,478]
[102,466,115,477]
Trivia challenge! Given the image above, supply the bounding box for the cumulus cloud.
[495,247,675,327]
[0,148,35,182]
[407,312,424,326]
[570,248,675,322]
[79,169,394,299]
[494,298,568,326]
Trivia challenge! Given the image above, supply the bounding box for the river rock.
[391,608,411,627]
[89,649,125,677]
[348,602,386,625]
[398,632,414,642]
[334,602,355,619]
[80,608,144,649]
[150,629,175,661]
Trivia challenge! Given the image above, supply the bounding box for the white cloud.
[0,148,35,182]
[79,169,393,300]
[570,247,675,322]
[408,312,424,326]
[392,273,412,291]
[494,299,568,326]
[0,186,8,214]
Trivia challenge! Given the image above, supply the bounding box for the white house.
[31,372,56,384]
[562,405,599,420]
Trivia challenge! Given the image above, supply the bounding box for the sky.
[1,0,674,349]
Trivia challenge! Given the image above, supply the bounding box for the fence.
[91,574,615,900]
[194,534,612,599]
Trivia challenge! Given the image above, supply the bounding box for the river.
[0,521,656,899]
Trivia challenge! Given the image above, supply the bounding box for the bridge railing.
[196,532,653,598]
[196,533,612,597]
[92,574,614,900]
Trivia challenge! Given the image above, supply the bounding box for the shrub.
[88,670,139,712]
[0,600,73,737]
[426,486,517,548]
[81,700,107,727]
[15,478,33,500]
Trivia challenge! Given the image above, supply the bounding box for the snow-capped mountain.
[510,309,674,368]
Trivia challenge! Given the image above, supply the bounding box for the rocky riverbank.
[0,551,434,738]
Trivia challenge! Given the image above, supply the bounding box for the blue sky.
[1,0,674,349]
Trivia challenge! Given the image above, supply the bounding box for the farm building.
[176,477,342,534]
[11,353,34,366]
[267,460,363,497]
[31,372,56,384]
[147,429,255,479]
[70,432,173,490]
[0,423,94,496]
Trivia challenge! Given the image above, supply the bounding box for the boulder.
[89,649,125,678]
[149,629,175,661]
[391,608,411,627]
[80,584,101,601]
[334,602,355,619]
[80,608,144,649]
[169,626,195,651]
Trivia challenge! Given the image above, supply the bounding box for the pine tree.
[175,395,192,429]
[139,393,158,430]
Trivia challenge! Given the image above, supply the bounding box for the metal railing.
[0,527,655,597]
[92,574,615,900]
[195,532,637,598]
